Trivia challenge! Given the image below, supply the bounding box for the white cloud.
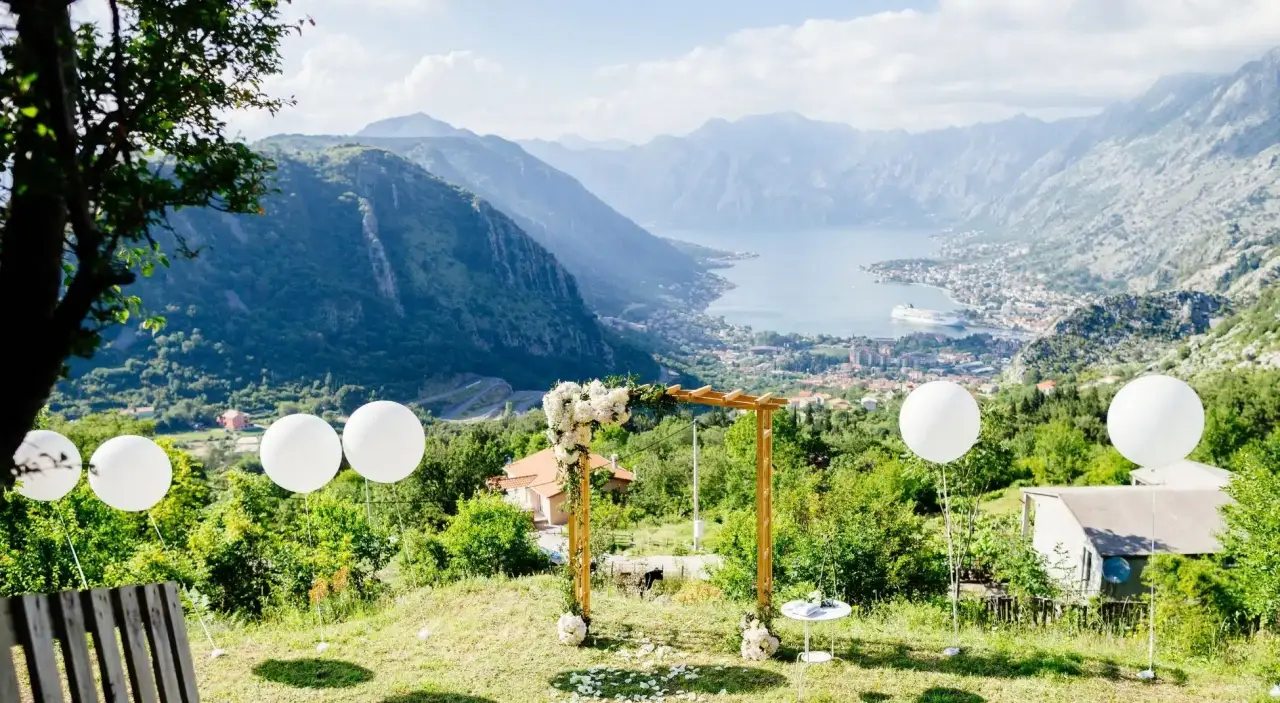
[568,0,1280,141]
[219,0,1280,142]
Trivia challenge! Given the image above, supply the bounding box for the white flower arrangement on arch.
[543,380,631,467]
[545,380,632,645]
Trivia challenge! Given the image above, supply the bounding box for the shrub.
[971,514,1059,599]
[712,482,946,606]
[397,527,451,586]
[1145,554,1248,656]
[188,471,288,618]
[440,494,547,578]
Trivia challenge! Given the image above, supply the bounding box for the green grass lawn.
[981,486,1026,518]
[618,519,725,556]
[191,576,1277,702]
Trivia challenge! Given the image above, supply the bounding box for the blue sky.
[212,0,1280,142]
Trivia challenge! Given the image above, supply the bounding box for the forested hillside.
[51,147,656,425]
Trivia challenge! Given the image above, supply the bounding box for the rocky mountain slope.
[54,147,655,417]
[1173,283,1280,376]
[266,117,710,317]
[1009,291,1230,380]
[524,48,1280,295]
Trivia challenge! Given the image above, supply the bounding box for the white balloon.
[342,401,425,484]
[14,430,82,501]
[899,381,982,464]
[260,414,341,493]
[89,435,172,512]
[1107,374,1204,468]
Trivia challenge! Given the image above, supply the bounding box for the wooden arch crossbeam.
[569,384,788,621]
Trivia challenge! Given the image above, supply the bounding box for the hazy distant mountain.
[357,113,476,139]
[521,135,633,151]
[526,48,1280,294]
[521,111,1084,231]
[262,120,708,316]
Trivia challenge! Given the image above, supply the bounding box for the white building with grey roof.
[1020,482,1232,600]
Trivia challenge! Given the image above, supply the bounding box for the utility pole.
[692,418,702,552]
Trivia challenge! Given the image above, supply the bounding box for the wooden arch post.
[570,385,788,621]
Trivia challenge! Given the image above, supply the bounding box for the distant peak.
[356,113,474,139]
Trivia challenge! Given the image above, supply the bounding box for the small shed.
[1020,486,1231,599]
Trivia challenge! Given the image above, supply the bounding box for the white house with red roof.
[490,448,634,525]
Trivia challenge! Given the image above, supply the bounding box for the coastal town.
[863,231,1093,335]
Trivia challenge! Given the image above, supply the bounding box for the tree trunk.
[0,0,88,488]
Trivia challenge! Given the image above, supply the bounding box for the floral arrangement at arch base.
[739,613,780,662]
[544,379,634,645]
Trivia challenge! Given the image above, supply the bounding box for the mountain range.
[54,147,657,420]
[522,47,1280,296]
[266,116,711,317]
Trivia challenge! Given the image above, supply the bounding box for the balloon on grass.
[1107,375,1204,468]
[13,430,82,501]
[260,414,342,493]
[89,436,172,511]
[342,401,425,484]
[898,381,982,464]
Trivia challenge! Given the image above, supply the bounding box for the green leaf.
[19,106,38,118]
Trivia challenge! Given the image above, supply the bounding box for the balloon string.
[148,512,219,652]
[55,510,88,590]
[390,482,414,588]
[303,493,315,548]
[302,494,327,643]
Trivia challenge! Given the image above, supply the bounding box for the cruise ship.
[891,303,964,328]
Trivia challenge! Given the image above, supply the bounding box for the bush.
[712,480,946,607]
[188,471,288,618]
[971,514,1059,599]
[440,494,547,578]
[1145,554,1248,656]
[397,527,451,586]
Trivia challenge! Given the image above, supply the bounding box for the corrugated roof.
[1023,486,1230,557]
[1131,460,1232,488]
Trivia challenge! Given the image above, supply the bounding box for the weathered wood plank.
[113,587,160,703]
[140,585,183,703]
[82,589,129,703]
[0,598,23,703]
[159,584,199,703]
[53,590,99,703]
[15,594,65,703]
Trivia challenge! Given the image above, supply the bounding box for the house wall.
[1029,495,1095,599]
[546,494,569,525]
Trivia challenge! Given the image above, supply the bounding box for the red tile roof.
[497,448,634,498]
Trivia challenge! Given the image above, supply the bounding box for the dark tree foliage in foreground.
[0,0,302,486]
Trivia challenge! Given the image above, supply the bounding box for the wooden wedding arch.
[568,384,791,620]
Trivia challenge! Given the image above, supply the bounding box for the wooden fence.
[1,582,199,703]
[981,595,1148,629]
